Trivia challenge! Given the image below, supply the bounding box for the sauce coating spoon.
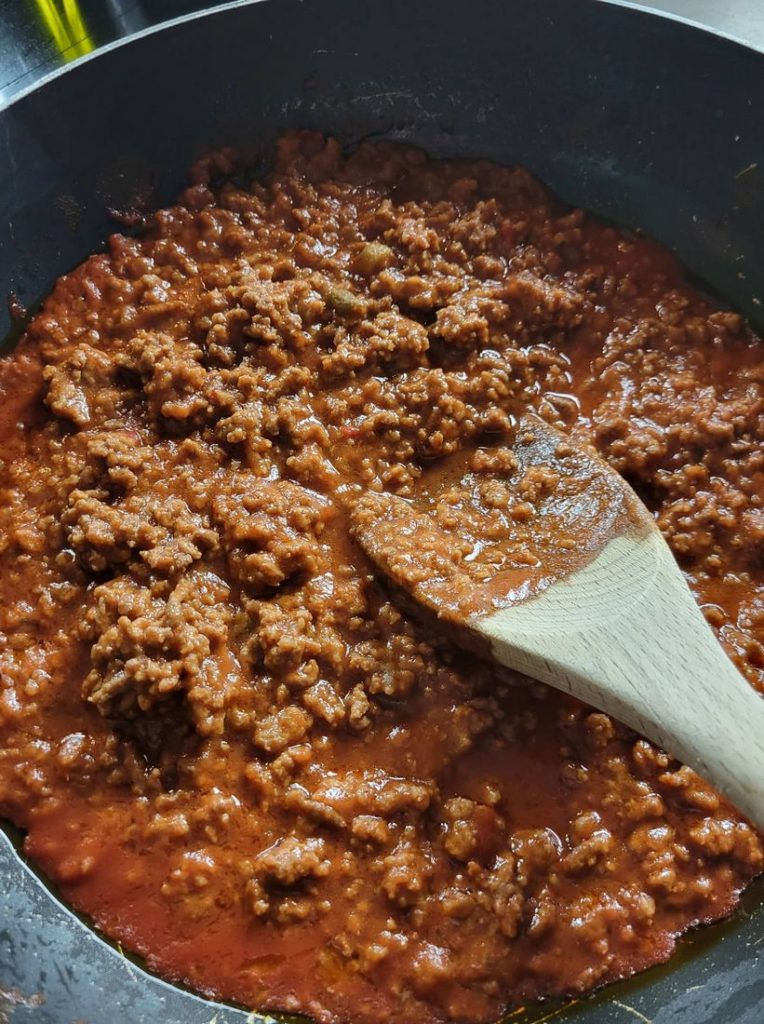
[351,414,764,830]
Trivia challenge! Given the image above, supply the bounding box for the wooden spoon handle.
[478,534,764,829]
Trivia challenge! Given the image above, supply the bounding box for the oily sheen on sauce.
[0,133,762,1024]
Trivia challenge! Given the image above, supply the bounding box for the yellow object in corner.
[34,0,95,61]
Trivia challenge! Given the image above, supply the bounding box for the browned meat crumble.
[0,131,762,1024]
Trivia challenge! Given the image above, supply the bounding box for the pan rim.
[1,0,763,119]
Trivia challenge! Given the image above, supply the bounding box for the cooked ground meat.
[0,131,762,1024]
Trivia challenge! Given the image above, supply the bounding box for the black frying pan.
[0,2,762,1022]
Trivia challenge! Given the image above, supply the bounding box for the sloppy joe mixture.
[0,132,762,1024]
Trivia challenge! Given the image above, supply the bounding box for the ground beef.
[211,478,332,593]
[0,131,761,1024]
[247,835,332,922]
[64,491,218,574]
[81,571,234,736]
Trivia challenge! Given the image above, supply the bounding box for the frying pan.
[0,1,762,1021]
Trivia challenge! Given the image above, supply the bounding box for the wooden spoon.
[350,414,764,829]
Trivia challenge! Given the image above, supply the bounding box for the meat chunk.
[212,479,332,593]
[43,343,115,427]
[253,706,312,755]
[479,854,525,938]
[64,492,218,575]
[381,831,433,907]
[309,769,435,820]
[246,835,331,921]
[81,571,233,736]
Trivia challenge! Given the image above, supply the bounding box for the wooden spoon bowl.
[351,415,764,829]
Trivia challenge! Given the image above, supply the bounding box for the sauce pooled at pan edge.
[0,132,762,1024]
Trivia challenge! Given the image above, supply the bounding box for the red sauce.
[0,132,761,1024]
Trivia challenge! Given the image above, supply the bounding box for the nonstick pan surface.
[0,2,762,1022]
